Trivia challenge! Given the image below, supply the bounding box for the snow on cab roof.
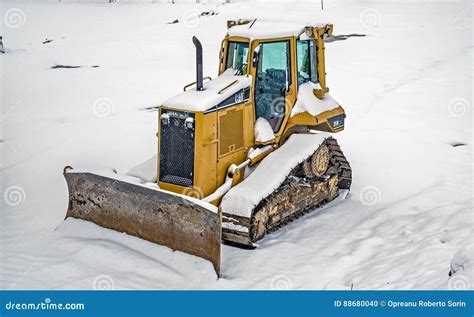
[163,69,252,112]
[227,19,328,40]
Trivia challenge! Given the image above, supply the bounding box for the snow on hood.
[291,82,340,117]
[163,69,252,112]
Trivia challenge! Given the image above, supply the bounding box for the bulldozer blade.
[64,172,221,275]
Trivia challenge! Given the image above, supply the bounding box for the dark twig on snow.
[167,11,218,25]
[325,34,367,43]
[51,64,82,69]
[0,36,5,54]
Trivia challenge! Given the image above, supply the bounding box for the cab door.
[253,40,293,133]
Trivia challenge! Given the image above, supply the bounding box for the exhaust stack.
[192,36,204,91]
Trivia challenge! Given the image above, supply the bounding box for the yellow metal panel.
[159,182,188,196]
[218,107,244,157]
[215,102,252,187]
[219,39,226,74]
[314,106,345,124]
[288,111,318,126]
[194,111,218,197]
[314,27,328,91]
[242,101,255,147]
[226,36,252,43]
[216,149,248,187]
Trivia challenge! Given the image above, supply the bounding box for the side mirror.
[252,45,261,68]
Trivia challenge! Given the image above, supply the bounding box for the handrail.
[218,80,239,94]
[183,76,212,91]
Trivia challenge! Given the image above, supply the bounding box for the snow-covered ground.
[1,0,472,290]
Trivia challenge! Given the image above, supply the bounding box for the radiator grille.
[219,108,244,156]
[159,110,195,187]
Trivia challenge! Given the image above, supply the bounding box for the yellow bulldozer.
[63,19,352,275]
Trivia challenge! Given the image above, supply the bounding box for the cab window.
[226,41,249,75]
[296,39,318,86]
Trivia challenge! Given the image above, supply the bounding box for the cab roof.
[226,19,331,40]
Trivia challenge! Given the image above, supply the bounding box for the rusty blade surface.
[64,172,221,275]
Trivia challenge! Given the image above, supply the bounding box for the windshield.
[226,41,249,75]
[296,39,318,86]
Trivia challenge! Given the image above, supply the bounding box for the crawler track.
[222,137,352,246]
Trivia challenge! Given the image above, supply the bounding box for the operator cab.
[220,20,335,136]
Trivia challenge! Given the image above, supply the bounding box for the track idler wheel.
[303,143,330,178]
[249,208,269,242]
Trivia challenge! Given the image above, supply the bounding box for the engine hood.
[163,70,252,113]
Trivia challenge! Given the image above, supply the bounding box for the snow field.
[1,0,472,289]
